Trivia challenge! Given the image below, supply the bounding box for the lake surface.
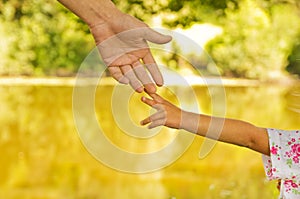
[0,78,299,199]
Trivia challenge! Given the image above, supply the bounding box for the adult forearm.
[57,0,120,26]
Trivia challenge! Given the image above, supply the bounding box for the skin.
[140,93,270,156]
[58,0,172,93]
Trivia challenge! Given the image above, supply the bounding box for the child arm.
[140,93,270,156]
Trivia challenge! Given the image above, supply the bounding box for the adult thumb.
[143,28,172,44]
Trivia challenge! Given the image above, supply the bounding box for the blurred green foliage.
[206,1,300,78]
[287,42,300,75]
[0,0,300,78]
[0,0,94,76]
[115,0,300,79]
[112,0,238,26]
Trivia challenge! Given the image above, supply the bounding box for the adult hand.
[90,12,172,93]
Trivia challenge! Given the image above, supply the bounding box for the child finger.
[141,96,156,107]
[143,90,161,100]
[140,111,164,126]
[148,93,164,103]
[149,110,165,121]
[140,117,151,125]
[148,119,166,129]
[152,104,165,110]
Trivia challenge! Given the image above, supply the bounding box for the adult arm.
[57,0,172,93]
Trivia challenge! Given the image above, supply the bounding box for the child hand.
[140,93,182,129]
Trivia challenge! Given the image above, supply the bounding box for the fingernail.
[156,80,163,87]
[136,87,143,93]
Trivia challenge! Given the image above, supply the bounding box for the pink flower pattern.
[262,129,300,199]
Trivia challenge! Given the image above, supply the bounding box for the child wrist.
[180,111,199,133]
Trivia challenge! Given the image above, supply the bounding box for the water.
[0,79,299,199]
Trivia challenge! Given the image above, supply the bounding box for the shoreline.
[0,76,298,87]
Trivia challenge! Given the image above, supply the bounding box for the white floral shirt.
[262,129,300,199]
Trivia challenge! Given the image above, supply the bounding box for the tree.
[113,0,238,27]
[206,0,300,78]
[0,0,299,78]
[0,0,94,76]
[113,0,300,79]
[286,42,300,76]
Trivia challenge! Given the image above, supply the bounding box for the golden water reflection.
[0,82,299,199]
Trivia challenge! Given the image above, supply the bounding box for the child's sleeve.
[262,128,300,198]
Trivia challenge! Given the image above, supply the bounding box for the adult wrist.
[86,1,121,27]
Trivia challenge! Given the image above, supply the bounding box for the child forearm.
[181,111,270,155]
[140,93,270,156]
